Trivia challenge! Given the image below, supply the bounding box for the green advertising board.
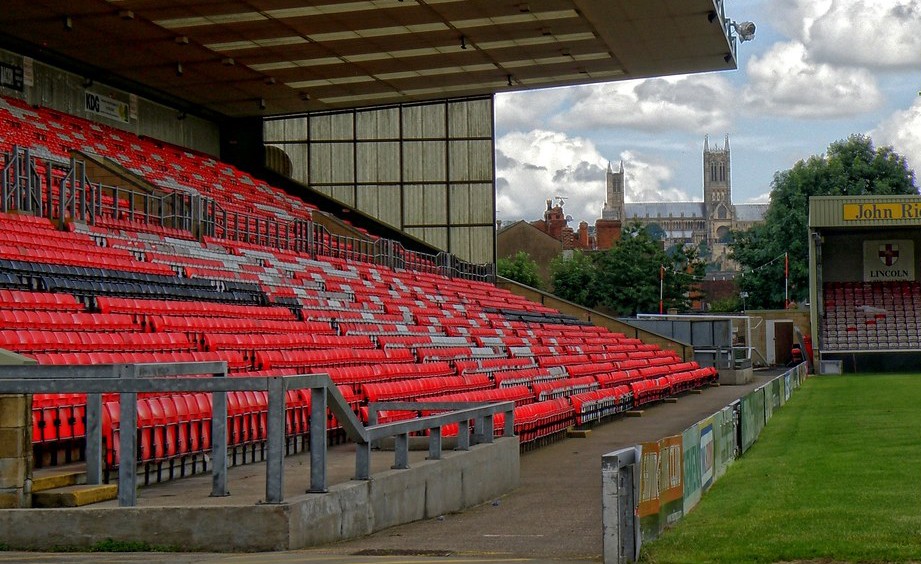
[740,388,765,453]
[682,425,701,514]
[714,405,736,480]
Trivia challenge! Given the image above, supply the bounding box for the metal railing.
[0,361,514,507]
[2,148,495,281]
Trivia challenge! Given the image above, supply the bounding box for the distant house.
[496,219,563,288]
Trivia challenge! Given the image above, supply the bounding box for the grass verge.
[642,374,921,564]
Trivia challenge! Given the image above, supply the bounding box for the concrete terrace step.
[32,469,83,492]
[32,484,118,508]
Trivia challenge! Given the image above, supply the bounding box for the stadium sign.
[0,61,23,92]
[863,240,914,281]
[844,202,921,221]
[84,90,129,123]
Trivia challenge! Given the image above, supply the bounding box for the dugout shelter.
[810,195,921,372]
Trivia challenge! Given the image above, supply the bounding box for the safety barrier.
[0,361,514,507]
[601,363,809,563]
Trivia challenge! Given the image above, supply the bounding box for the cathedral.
[602,136,767,272]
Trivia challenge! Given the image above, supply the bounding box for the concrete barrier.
[0,437,519,551]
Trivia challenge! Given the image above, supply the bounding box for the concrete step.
[32,470,83,492]
[32,484,117,508]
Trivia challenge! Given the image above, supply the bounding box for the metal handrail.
[0,361,514,506]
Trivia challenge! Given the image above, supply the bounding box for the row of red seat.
[2,330,193,353]
[96,296,300,321]
[0,289,82,311]
[360,375,492,405]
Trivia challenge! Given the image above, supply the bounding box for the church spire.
[724,134,730,151]
[704,134,710,152]
[619,160,624,173]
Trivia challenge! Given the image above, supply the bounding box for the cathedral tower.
[703,135,733,243]
[602,160,625,221]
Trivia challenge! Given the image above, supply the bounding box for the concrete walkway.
[301,370,782,562]
[6,370,783,563]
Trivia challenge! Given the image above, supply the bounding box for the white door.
[766,320,794,366]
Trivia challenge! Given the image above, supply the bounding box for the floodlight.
[730,21,756,42]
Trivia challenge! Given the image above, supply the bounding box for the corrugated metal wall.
[0,49,219,156]
[264,97,496,264]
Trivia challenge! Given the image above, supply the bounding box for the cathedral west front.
[603,136,767,272]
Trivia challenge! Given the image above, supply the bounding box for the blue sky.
[494,0,921,227]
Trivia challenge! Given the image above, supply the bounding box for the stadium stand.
[0,99,718,482]
[822,281,921,350]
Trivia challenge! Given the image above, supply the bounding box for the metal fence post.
[84,392,103,485]
[456,419,470,451]
[503,408,515,438]
[601,446,640,563]
[428,427,442,460]
[355,441,371,480]
[117,364,138,507]
[210,370,229,498]
[308,386,327,493]
[264,376,285,503]
[392,433,409,469]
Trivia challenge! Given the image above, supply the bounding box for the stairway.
[31,468,117,508]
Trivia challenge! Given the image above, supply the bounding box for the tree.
[665,243,707,312]
[548,225,705,315]
[731,135,917,309]
[593,224,705,316]
[550,250,597,307]
[497,251,542,289]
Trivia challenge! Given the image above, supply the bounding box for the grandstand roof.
[0,0,736,117]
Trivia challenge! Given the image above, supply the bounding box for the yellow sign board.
[843,202,921,221]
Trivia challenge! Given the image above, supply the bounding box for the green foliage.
[708,296,741,313]
[645,222,666,241]
[89,539,175,552]
[643,374,921,563]
[497,251,542,289]
[550,250,597,307]
[549,224,705,315]
[731,134,917,309]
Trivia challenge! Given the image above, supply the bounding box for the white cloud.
[811,1,921,68]
[495,130,607,226]
[548,74,734,134]
[772,0,921,69]
[745,192,772,204]
[768,0,833,42]
[871,98,921,178]
[619,150,693,203]
[743,41,882,118]
[495,130,694,226]
[495,88,574,131]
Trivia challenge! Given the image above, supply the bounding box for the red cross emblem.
[879,244,899,266]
